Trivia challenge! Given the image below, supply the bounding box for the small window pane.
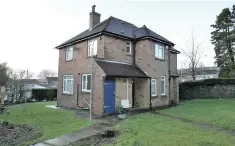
[151,79,157,96]
[161,76,165,95]
[82,74,91,92]
[126,41,131,54]
[161,80,164,94]
[63,80,66,92]
[127,46,130,53]
[151,84,156,95]
[82,76,86,90]
[88,40,97,56]
[87,75,91,90]
[67,80,73,93]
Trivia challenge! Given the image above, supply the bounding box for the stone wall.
[180,84,235,99]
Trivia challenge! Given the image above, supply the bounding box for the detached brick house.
[55,5,180,115]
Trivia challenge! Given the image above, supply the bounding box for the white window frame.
[151,79,157,96]
[161,76,166,95]
[155,44,164,59]
[66,46,73,61]
[63,75,73,94]
[82,74,91,92]
[88,40,97,56]
[126,41,132,54]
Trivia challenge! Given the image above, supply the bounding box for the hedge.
[180,78,235,88]
[179,79,235,100]
[32,89,57,101]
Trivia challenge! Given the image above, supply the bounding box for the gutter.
[56,32,102,49]
[55,31,177,51]
[168,46,171,105]
[149,77,152,110]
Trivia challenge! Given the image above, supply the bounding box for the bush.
[32,89,57,101]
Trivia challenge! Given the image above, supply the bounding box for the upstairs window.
[151,79,157,96]
[126,41,132,54]
[88,40,97,56]
[161,76,166,95]
[66,47,73,61]
[155,44,164,59]
[82,74,91,92]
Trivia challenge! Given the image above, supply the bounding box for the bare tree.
[181,32,205,81]
[7,69,33,103]
[38,69,57,79]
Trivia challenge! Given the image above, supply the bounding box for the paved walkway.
[32,124,111,146]
[31,110,120,146]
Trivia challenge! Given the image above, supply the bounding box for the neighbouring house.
[46,77,58,88]
[38,77,58,87]
[178,66,219,82]
[5,78,58,102]
[55,5,180,115]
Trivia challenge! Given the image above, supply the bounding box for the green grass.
[113,113,235,146]
[0,102,91,144]
[161,99,235,130]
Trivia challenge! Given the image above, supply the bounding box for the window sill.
[65,59,73,62]
[62,93,74,96]
[161,95,167,98]
[81,91,91,94]
[151,95,158,99]
[87,55,97,58]
[155,57,165,61]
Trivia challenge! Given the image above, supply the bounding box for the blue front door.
[104,79,116,114]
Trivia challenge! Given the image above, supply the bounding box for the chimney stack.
[89,5,100,29]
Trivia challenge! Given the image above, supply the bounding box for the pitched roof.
[19,79,38,84]
[170,47,181,54]
[56,16,176,49]
[179,66,219,76]
[95,60,149,78]
[135,25,174,44]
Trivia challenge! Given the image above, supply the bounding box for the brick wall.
[134,78,150,108]
[135,39,170,107]
[57,36,105,114]
[170,53,177,74]
[103,35,133,64]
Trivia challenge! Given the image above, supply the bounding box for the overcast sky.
[0,0,234,77]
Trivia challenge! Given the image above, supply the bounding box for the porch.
[95,60,150,114]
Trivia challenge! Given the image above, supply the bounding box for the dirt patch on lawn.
[0,122,41,146]
[68,130,120,146]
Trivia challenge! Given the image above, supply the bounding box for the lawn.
[101,99,235,146]
[0,101,91,145]
[160,99,235,130]
[112,113,235,146]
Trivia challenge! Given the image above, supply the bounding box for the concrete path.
[31,110,120,146]
[32,124,110,146]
